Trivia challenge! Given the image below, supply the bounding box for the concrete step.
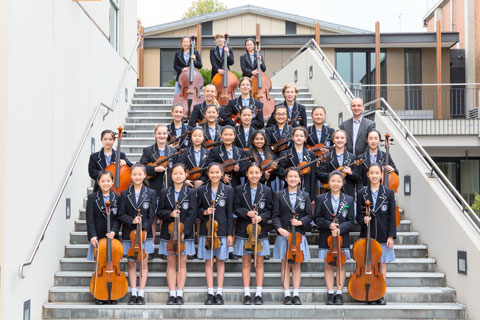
[134,86,311,92]
[130,97,315,104]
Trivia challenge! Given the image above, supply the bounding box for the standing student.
[266,84,307,128]
[306,106,334,148]
[210,33,234,80]
[356,163,397,305]
[249,130,279,186]
[86,170,121,305]
[234,107,255,151]
[178,127,209,189]
[168,104,193,149]
[197,163,234,305]
[157,163,197,305]
[201,104,223,144]
[240,38,266,78]
[173,36,202,95]
[265,105,293,155]
[188,84,220,127]
[313,171,355,305]
[118,164,156,305]
[88,129,133,192]
[233,163,273,305]
[272,167,312,305]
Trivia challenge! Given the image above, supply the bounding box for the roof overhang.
[423,0,449,25]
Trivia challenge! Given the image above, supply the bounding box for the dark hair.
[240,106,253,115]
[250,130,274,160]
[171,103,184,111]
[220,125,236,135]
[244,38,255,48]
[366,129,382,140]
[311,106,326,115]
[97,170,114,183]
[180,36,191,45]
[285,167,301,178]
[328,170,345,184]
[207,162,224,174]
[292,126,308,140]
[368,162,382,172]
[172,162,187,173]
[273,105,288,118]
[239,77,252,89]
[101,129,115,141]
[246,162,262,173]
[130,163,149,187]
[205,104,219,113]
[191,126,204,135]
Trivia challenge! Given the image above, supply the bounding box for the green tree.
[182,0,227,19]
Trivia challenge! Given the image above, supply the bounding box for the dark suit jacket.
[266,101,307,128]
[167,122,193,149]
[240,53,266,78]
[234,125,256,150]
[272,189,312,235]
[317,150,360,197]
[196,182,234,237]
[221,97,264,129]
[88,149,133,192]
[205,144,248,187]
[86,190,121,241]
[139,144,178,194]
[306,125,334,147]
[265,124,293,152]
[188,101,207,127]
[173,49,202,81]
[340,117,376,155]
[277,147,317,200]
[118,185,156,239]
[210,46,234,79]
[358,150,398,187]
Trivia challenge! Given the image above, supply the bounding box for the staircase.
[42,87,466,319]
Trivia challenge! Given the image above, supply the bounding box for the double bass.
[383,132,401,228]
[212,34,237,106]
[105,126,130,194]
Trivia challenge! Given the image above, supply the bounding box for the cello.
[167,201,185,272]
[89,200,128,302]
[348,200,386,303]
[105,126,130,194]
[211,34,238,106]
[127,209,147,278]
[383,132,401,228]
[205,199,221,266]
[244,204,262,267]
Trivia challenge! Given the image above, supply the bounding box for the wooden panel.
[144,48,160,87]
[297,24,311,34]
[226,15,242,35]
[212,18,227,36]
[270,18,285,34]
[255,16,272,34]
[241,14,256,35]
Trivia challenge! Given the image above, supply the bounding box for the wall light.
[404,175,411,195]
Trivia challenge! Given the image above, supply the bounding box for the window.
[404,49,422,110]
[160,49,177,86]
[109,0,120,51]
[202,21,212,36]
[285,21,297,35]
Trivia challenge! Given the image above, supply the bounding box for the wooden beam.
[315,22,320,45]
[375,21,380,110]
[436,19,442,119]
[197,24,202,54]
[137,19,144,87]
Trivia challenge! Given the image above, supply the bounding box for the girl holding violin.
[88,129,132,192]
[272,167,312,305]
[267,84,307,128]
[221,77,264,130]
[210,33,234,80]
[188,84,220,127]
[313,171,355,305]
[168,104,193,149]
[201,104,223,146]
[249,130,279,186]
[318,129,360,198]
[359,130,398,187]
[86,170,121,305]
[306,106,334,148]
[173,36,202,95]
[233,163,273,305]
[240,38,266,78]
[157,163,198,305]
[356,163,397,305]
[196,163,234,305]
[178,127,209,189]
[117,163,156,305]
[265,105,293,155]
[234,107,255,151]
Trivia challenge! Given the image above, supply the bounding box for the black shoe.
[159,254,166,260]
[326,293,335,305]
[214,294,224,305]
[95,299,105,305]
[128,295,137,305]
[187,254,196,260]
[292,295,302,305]
[136,296,145,305]
[334,294,344,305]
[229,252,239,260]
[167,296,176,305]
[283,296,292,305]
[243,295,252,305]
[376,297,386,305]
[264,255,270,260]
[148,253,154,260]
[175,296,184,305]
[367,300,376,305]
[254,295,264,305]
[109,300,117,305]
[205,294,215,305]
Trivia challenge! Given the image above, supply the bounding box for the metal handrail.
[346,82,480,87]
[19,38,141,279]
[364,98,480,234]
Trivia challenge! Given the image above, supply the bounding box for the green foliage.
[182,0,227,19]
[471,193,480,216]
[167,78,176,87]
[231,70,242,81]
[199,68,211,86]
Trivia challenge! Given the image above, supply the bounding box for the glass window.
[285,21,297,35]
[460,159,480,205]
[202,21,212,35]
[160,49,177,87]
[335,52,351,83]
[404,49,422,110]
[109,0,119,51]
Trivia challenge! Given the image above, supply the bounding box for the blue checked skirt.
[197,236,229,260]
[158,239,196,256]
[380,243,396,263]
[122,238,154,255]
[87,241,127,261]
[318,248,351,260]
[233,237,270,256]
[273,235,310,261]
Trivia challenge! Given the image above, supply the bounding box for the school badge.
[182,201,189,210]
[142,202,149,209]
[111,208,118,215]
[219,199,226,207]
[299,201,305,210]
[258,201,265,209]
[381,204,387,212]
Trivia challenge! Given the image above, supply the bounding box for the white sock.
[293,289,299,297]
[177,290,183,297]
[335,289,341,295]
[207,288,214,295]
[216,287,223,295]
[131,288,137,296]
[284,289,291,297]
[169,290,176,297]
[327,289,334,294]
[255,287,262,297]
[244,287,250,296]
[138,289,145,297]
[229,246,233,253]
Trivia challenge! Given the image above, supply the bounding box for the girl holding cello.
[157,163,198,305]
[356,163,397,305]
[313,171,355,305]
[306,106,334,148]
[178,126,209,189]
[272,167,312,305]
[234,107,255,151]
[88,129,132,192]
[173,36,202,95]
[117,163,156,305]
[168,104,193,149]
[240,38,266,78]
[233,163,273,305]
[188,84,219,127]
[266,84,307,128]
[201,104,223,146]
[196,163,234,305]
[86,170,121,305]
[265,105,293,155]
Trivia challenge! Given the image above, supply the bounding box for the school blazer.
[173,49,202,81]
[177,146,209,171]
[339,117,376,155]
[88,149,133,192]
[221,97,264,129]
[240,52,266,78]
[139,144,178,194]
[196,182,234,237]
[356,185,397,244]
[210,46,234,79]
[117,185,157,240]
[306,125,334,147]
[313,192,355,249]
[266,101,307,128]
[317,150,360,197]
[272,189,312,235]
[205,144,248,187]
[233,183,273,239]
[86,190,121,241]
[201,123,223,142]
[265,124,293,150]
[246,148,280,184]
[234,125,255,150]
[157,186,198,240]
[188,101,207,127]
[167,122,193,149]
[358,150,398,187]
[277,147,317,200]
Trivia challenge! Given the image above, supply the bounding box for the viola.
[348,200,386,303]
[167,201,185,271]
[325,204,347,287]
[383,132,401,228]
[245,204,262,266]
[286,117,302,126]
[222,155,252,173]
[211,34,238,105]
[321,158,364,189]
[260,153,291,173]
[187,166,204,181]
[307,143,332,157]
[89,200,128,302]
[105,126,131,194]
[204,139,222,150]
[229,107,261,125]
[205,199,221,265]
[297,155,327,175]
[127,209,147,276]
[286,210,304,265]
[168,130,191,146]
[146,149,185,178]
[270,138,292,154]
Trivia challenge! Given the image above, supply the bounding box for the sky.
[137,0,440,32]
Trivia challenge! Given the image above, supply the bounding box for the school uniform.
[139,144,178,195]
[167,122,193,149]
[220,97,264,129]
[210,46,234,80]
[356,185,397,263]
[358,150,398,187]
[88,148,133,192]
[177,146,209,182]
[196,182,234,260]
[157,186,197,256]
[306,125,334,148]
[317,150,360,197]
[313,192,355,260]
[266,102,307,128]
[205,144,248,187]
[188,101,208,127]
[234,125,255,150]
[233,183,272,256]
[272,189,312,260]
[240,52,266,78]
[265,124,293,153]
[86,190,121,261]
[201,123,222,143]
[173,49,202,81]
[248,148,280,185]
[117,185,157,255]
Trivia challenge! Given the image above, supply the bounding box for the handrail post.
[375,21,381,110]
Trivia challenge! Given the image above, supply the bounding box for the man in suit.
[340,97,376,156]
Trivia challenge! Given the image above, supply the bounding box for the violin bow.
[253,203,258,268]
[138,208,144,279]
[210,199,215,267]
[175,201,181,272]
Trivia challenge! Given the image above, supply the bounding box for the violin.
[307,143,331,157]
[167,201,185,271]
[270,138,292,154]
[260,153,291,173]
[229,107,261,125]
[325,208,347,286]
[205,199,221,265]
[321,158,364,189]
[286,210,304,265]
[286,117,302,126]
[297,155,327,175]
[245,204,262,267]
[203,139,222,150]
[89,200,128,302]
[146,149,185,178]
[383,132,401,228]
[187,166,204,181]
[105,126,131,194]
[168,130,191,146]
[222,155,252,173]
[348,200,386,303]
[127,209,147,277]
[211,34,238,105]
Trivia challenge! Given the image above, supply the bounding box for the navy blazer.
[240,52,266,78]
[313,192,355,249]
[306,125,334,148]
[178,146,209,170]
[266,101,307,128]
[157,186,198,240]
[139,144,178,194]
[167,122,193,149]
[358,150,398,187]
[221,97,264,129]
[317,150,360,197]
[233,183,273,239]
[245,148,280,185]
[197,182,234,237]
[234,125,255,150]
[277,147,317,200]
[86,190,121,241]
[117,185,156,240]
[88,149,133,192]
[201,123,222,143]
[210,46,234,79]
[205,144,248,187]
[188,101,207,127]
[272,189,312,235]
[265,124,293,152]
[340,117,376,155]
[356,185,397,244]
[173,49,202,81]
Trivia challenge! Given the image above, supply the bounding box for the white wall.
[0,0,137,319]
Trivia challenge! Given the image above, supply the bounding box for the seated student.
[188,84,220,127]
[265,105,293,155]
[266,84,307,128]
[201,104,223,147]
[178,126,209,190]
[356,163,397,305]
[168,103,193,149]
[272,167,312,306]
[313,171,355,305]
[173,36,202,95]
[306,106,334,148]
[240,38,266,78]
[234,107,255,151]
